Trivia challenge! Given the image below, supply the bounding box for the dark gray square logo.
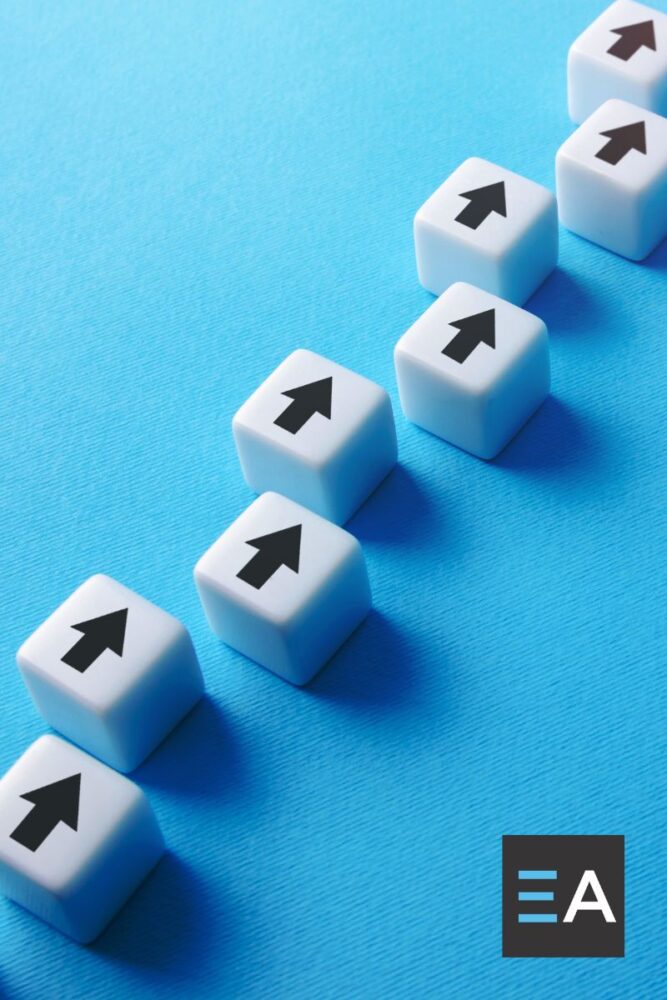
[502,835,624,957]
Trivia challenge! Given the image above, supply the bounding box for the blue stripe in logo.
[518,913,558,924]
[518,891,554,901]
[517,870,557,880]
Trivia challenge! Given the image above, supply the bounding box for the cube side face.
[0,854,71,941]
[501,198,558,305]
[483,323,550,459]
[233,417,331,519]
[17,663,122,768]
[319,390,397,523]
[103,628,204,772]
[62,791,164,942]
[568,44,654,124]
[414,214,501,298]
[556,150,641,258]
[283,538,372,685]
[637,167,667,258]
[194,566,293,679]
[395,347,487,457]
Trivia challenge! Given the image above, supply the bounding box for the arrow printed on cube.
[274,377,333,434]
[608,20,656,61]
[455,181,507,230]
[10,774,81,852]
[61,608,128,673]
[596,121,646,165]
[443,309,496,364]
[237,525,302,589]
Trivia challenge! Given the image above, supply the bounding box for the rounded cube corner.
[15,640,34,674]
[459,155,486,173]
[86,572,113,587]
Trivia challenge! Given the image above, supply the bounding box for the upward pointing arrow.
[10,774,81,852]
[442,309,496,364]
[608,20,656,61]
[596,121,647,165]
[61,609,128,673]
[455,181,507,230]
[236,525,302,590]
[274,378,333,434]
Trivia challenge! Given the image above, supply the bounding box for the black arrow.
[274,377,333,434]
[442,309,496,364]
[10,774,81,852]
[596,121,646,165]
[236,525,302,589]
[455,181,507,230]
[61,608,128,673]
[608,20,656,61]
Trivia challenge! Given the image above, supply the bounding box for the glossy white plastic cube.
[17,575,204,773]
[394,282,550,460]
[233,349,397,525]
[414,158,558,305]
[556,98,667,259]
[568,1,667,123]
[0,735,164,943]
[194,492,371,685]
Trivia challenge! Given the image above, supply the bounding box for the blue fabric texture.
[0,1,665,996]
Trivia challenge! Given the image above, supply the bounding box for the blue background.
[0,1,665,996]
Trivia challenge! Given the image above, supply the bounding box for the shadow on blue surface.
[496,394,604,484]
[308,609,426,714]
[528,264,612,338]
[348,463,447,550]
[643,235,667,271]
[95,851,229,978]
[135,697,251,803]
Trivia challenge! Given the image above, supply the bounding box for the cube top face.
[17,574,187,715]
[558,98,667,193]
[0,735,144,894]
[571,2,667,90]
[233,349,390,469]
[414,158,555,261]
[195,491,361,627]
[395,282,547,397]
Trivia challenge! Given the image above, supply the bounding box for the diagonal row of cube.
[405,1,667,453]
[4,0,667,950]
[0,352,395,942]
[0,573,207,941]
[563,0,667,260]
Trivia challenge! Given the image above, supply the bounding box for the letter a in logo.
[563,870,616,923]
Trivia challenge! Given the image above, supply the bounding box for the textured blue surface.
[0,1,665,997]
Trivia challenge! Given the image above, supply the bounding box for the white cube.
[194,492,371,686]
[394,282,550,460]
[233,349,397,525]
[568,1,667,123]
[556,98,667,260]
[17,575,204,773]
[0,735,164,943]
[413,158,558,305]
